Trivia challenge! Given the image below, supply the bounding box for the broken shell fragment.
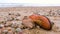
[22,16,34,28]
[29,14,52,30]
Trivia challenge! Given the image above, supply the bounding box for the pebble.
[52,25,60,32]
[2,29,8,33]
[4,21,12,27]
[16,28,22,32]
[0,9,60,34]
[7,31,13,34]
[0,24,4,28]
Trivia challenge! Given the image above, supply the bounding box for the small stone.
[11,23,18,28]
[18,32,23,34]
[0,17,5,23]
[6,27,12,31]
[7,31,13,34]
[52,25,60,32]
[11,28,15,32]
[0,30,2,34]
[0,24,4,28]
[11,21,22,28]
[4,21,12,27]
[16,28,22,32]
[15,16,21,20]
[3,30,8,33]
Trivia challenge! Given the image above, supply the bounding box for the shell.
[29,14,52,30]
[22,16,35,28]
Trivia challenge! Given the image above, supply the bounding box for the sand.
[0,7,60,34]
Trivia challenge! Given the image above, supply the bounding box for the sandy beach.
[0,7,60,34]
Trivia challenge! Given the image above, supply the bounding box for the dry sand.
[0,7,60,34]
